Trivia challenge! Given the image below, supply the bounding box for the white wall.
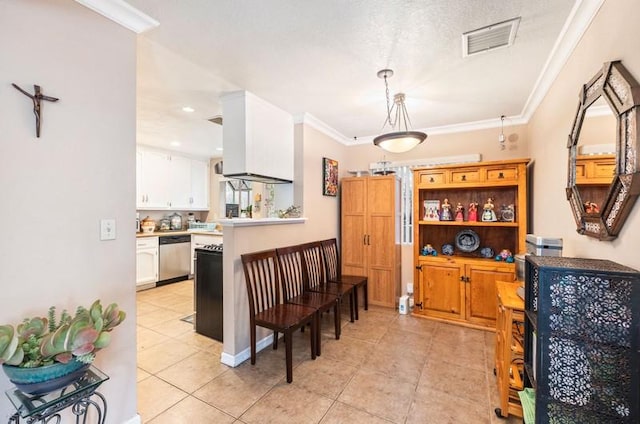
[0,1,137,421]
[528,0,640,270]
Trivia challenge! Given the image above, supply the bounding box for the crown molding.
[74,0,159,33]
[293,113,352,144]
[519,0,605,121]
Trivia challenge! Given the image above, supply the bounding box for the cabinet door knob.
[429,177,434,183]
[461,175,466,181]
[498,172,504,179]
[416,265,423,271]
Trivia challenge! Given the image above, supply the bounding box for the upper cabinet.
[137,147,210,211]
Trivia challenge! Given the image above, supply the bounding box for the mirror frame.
[567,61,640,240]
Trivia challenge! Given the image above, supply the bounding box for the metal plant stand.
[5,366,108,424]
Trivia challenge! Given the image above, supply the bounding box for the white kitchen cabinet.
[169,155,193,209]
[137,149,170,209]
[137,147,210,211]
[136,236,159,289]
[190,233,222,275]
[190,159,210,209]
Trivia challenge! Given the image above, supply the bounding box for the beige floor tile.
[176,330,223,353]
[137,301,162,316]
[362,347,426,385]
[193,371,272,418]
[137,367,151,382]
[239,383,333,424]
[320,335,376,367]
[148,395,235,424]
[157,350,230,393]
[338,368,416,422]
[377,329,432,357]
[137,375,188,422]
[165,299,195,315]
[136,280,512,424]
[389,314,439,335]
[418,360,490,406]
[138,342,200,374]
[407,387,491,424]
[137,326,171,352]
[149,317,194,338]
[428,338,487,372]
[339,321,388,343]
[319,401,393,424]
[433,322,488,347]
[289,356,358,399]
[137,308,185,328]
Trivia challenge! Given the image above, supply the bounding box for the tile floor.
[137,280,523,423]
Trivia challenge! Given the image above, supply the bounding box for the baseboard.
[220,333,276,367]
[123,414,141,424]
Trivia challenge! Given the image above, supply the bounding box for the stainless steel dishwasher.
[158,234,191,285]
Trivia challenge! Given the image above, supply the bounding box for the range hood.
[221,91,293,184]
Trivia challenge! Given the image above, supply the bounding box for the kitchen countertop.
[136,230,223,238]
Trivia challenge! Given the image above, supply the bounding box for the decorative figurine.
[455,202,465,221]
[584,201,599,214]
[422,244,437,256]
[495,249,514,262]
[499,204,515,222]
[468,202,479,222]
[440,198,453,221]
[480,247,494,258]
[442,243,454,256]
[482,197,498,222]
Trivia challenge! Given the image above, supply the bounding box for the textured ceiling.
[129,0,578,157]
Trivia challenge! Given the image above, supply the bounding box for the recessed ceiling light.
[170,141,181,147]
[216,147,223,151]
[182,106,195,113]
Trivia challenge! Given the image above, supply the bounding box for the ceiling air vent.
[208,115,223,125]
[462,17,521,58]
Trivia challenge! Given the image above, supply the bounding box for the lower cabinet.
[136,236,159,289]
[416,256,514,327]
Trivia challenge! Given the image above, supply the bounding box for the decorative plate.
[455,229,480,253]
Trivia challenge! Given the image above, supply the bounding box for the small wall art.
[322,157,338,196]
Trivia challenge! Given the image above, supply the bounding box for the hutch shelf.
[413,159,529,328]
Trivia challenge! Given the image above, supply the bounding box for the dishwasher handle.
[159,235,191,244]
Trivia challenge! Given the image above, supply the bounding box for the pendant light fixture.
[373,69,427,153]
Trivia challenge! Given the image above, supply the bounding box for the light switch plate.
[100,219,116,240]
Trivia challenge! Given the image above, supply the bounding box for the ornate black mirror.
[567,61,640,240]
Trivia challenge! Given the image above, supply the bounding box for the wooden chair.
[300,241,356,323]
[320,238,368,320]
[241,249,317,383]
[275,244,340,356]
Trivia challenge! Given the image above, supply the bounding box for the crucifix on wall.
[12,83,59,137]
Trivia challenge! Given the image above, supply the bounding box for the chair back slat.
[275,245,306,299]
[300,241,326,289]
[320,238,341,280]
[241,250,280,315]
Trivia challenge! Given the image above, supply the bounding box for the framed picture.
[323,157,338,196]
[423,200,441,221]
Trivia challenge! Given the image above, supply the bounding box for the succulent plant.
[0,300,125,368]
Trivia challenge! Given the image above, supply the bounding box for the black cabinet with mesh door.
[523,255,639,423]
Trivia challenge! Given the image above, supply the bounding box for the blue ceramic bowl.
[3,359,90,395]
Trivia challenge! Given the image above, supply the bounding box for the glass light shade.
[373,131,427,153]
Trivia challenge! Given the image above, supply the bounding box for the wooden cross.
[12,83,59,137]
